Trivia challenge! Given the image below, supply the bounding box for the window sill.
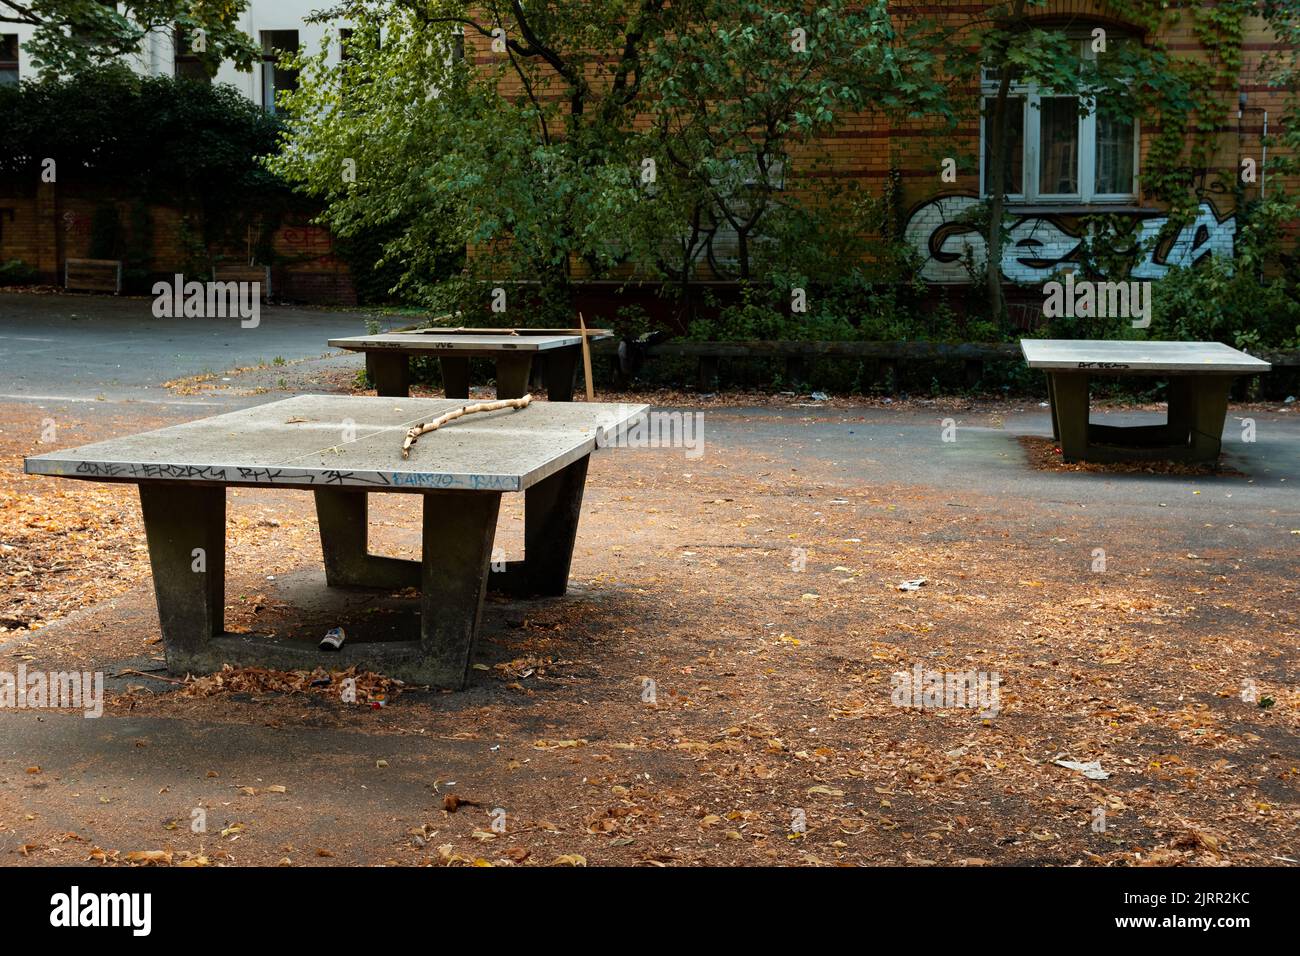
[999,203,1155,216]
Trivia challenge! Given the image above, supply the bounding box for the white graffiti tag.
[904,195,1235,284]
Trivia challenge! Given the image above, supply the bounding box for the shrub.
[0,67,298,257]
[1148,198,1300,351]
[0,259,38,285]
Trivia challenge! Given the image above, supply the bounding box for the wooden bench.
[64,258,122,294]
[211,264,272,300]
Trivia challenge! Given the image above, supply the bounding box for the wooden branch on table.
[401,395,532,459]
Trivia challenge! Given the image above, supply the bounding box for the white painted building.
[0,1,348,112]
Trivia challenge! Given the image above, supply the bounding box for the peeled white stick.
[401,394,532,459]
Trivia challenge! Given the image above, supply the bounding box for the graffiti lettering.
[389,472,515,491]
[74,462,230,481]
[904,195,1235,284]
[232,467,392,487]
[391,472,456,488]
[74,462,127,477]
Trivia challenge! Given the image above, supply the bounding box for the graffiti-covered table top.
[1020,339,1270,375]
[24,395,648,494]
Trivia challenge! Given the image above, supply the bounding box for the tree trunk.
[985,67,1012,328]
[735,228,750,282]
[984,0,1027,331]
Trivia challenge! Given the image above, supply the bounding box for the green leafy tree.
[271,0,947,324]
[0,67,289,262]
[636,0,947,292]
[0,0,258,76]
[272,1,666,317]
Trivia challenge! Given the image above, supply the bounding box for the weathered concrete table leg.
[1048,371,1090,462]
[139,484,226,673]
[1046,374,1060,440]
[367,352,411,397]
[315,488,506,688]
[544,347,580,402]
[1169,374,1231,461]
[440,357,471,399]
[420,490,501,688]
[314,489,421,589]
[142,485,501,689]
[1047,370,1234,464]
[490,454,589,598]
[494,353,534,400]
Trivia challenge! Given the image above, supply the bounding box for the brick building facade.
[0,186,356,303]
[0,1,357,303]
[883,1,1290,288]
[452,1,1295,329]
[1,2,1294,308]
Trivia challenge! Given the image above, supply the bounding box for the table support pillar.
[1182,374,1231,461]
[420,491,501,689]
[490,454,589,598]
[367,352,410,397]
[1167,376,1193,436]
[440,357,471,399]
[544,347,580,402]
[314,488,421,589]
[1050,372,1090,462]
[1046,373,1060,440]
[494,353,533,400]
[1045,371,1233,464]
[139,484,226,670]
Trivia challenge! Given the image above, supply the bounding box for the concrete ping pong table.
[24,395,647,688]
[329,328,614,400]
[1021,339,1271,463]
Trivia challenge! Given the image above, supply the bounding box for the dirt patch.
[2,401,1296,868]
[1016,435,1250,477]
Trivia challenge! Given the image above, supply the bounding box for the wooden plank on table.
[406,327,614,338]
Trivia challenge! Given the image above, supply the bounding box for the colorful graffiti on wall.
[903,195,1236,285]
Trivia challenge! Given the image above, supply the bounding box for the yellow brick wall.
[468,1,1295,255]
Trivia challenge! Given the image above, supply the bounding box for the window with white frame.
[980,36,1138,203]
[0,35,18,87]
[261,30,300,114]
